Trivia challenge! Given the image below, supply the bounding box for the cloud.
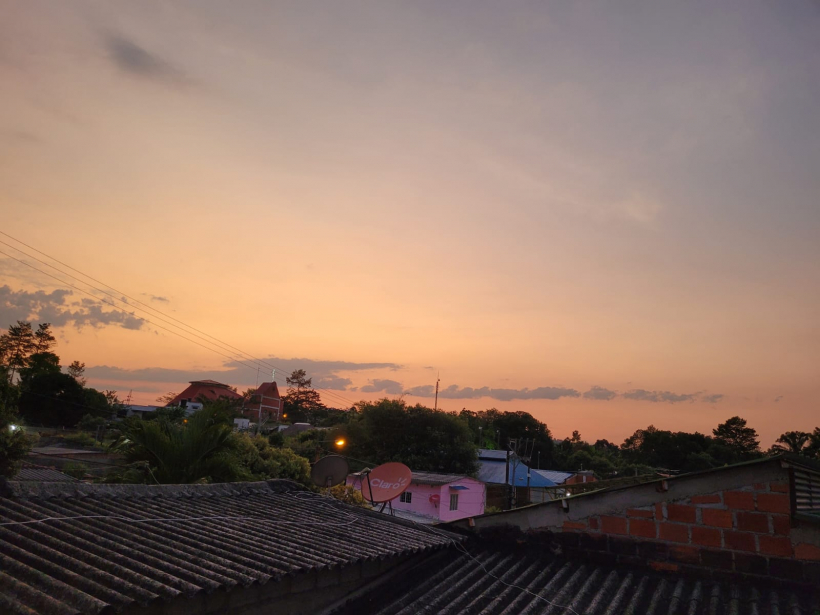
[583,386,617,401]
[87,356,401,393]
[104,34,191,87]
[701,394,724,404]
[142,294,170,303]
[404,383,580,401]
[360,379,404,394]
[774,395,784,403]
[0,285,144,330]
[623,389,698,403]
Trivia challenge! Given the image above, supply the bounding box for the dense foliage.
[344,398,479,475]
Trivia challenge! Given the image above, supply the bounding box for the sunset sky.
[2,1,818,447]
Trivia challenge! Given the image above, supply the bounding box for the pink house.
[348,471,485,523]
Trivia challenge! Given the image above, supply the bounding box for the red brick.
[770,482,789,493]
[659,523,690,543]
[655,503,664,520]
[724,531,757,552]
[649,561,679,573]
[702,508,733,528]
[736,512,769,533]
[629,518,657,539]
[669,545,699,564]
[563,521,587,531]
[691,526,722,548]
[667,504,696,523]
[691,494,721,505]
[759,535,793,558]
[757,493,790,514]
[795,543,820,560]
[772,515,791,536]
[601,516,628,535]
[588,517,599,531]
[723,491,755,510]
[753,483,766,490]
[627,508,654,518]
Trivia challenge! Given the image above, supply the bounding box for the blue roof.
[477,460,557,487]
[531,469,574,484]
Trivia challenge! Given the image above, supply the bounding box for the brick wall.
[555,479,820,583]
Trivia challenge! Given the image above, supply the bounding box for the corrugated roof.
[478,461,557,487]
[0,479,455,614]
[335,546,820,615]
[14,466,78,483]
[532,469,574,484]
[411,472,471,486]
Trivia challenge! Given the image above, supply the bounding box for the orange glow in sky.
[1,2,818,447]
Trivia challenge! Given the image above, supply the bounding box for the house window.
[449,493,458,511]
[400,491,412,503]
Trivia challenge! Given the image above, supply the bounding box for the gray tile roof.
[334,546,820,615]
[0,479,455,615]
[411,471,470,486]
[14,466,79,483]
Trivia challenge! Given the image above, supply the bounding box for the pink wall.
[347,475,485,522]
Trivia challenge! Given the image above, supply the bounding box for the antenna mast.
[434,373,440,411]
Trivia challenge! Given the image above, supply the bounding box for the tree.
[282,369,325,423]
[346,399,478,474]
[33,323,56,353]
[18,371,108,427]
[156,392,179,405]
[234,434,312,485]
[119,405,243,484]
[713,416,761,460]
[67,361,86,386]
[18,351,62,386]
[770,431,811,455]
[0,365,37,477]
[0,321,35,382]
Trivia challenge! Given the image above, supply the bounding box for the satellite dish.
[360,462,412,503]
[311,455,350,488]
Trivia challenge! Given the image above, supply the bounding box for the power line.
[0,231,356,408]
[0,242,355,408]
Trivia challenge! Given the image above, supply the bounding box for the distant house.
[167,379,242,412]
[122,404,160,419]
[241,380,283,424]
[348,471,485,524]
[477,448,575,507]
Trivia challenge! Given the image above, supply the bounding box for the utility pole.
[433,373,440,411]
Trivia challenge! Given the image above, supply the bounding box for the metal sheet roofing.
[478,460,558,487]
[532,469,574,484]
[335,546,820,615]
[411,472,472,486]
[0,479,454,615]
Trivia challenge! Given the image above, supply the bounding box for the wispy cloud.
[405,384,581,401]
[104,34,192,87]
[774,395,784,403]
[623,389,699,403]
[583,386,617,401]
[701,394,724,404]
[87,356,402,392]
[0,285,143,330]
[360,379,404,394]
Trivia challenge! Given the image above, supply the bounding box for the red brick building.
[241,381,283,424]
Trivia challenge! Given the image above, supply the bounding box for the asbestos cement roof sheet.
[335,547,820,615]
[0,479,455,615]
[478,461,558,487]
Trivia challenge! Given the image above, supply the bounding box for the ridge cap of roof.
[0,478,305,500]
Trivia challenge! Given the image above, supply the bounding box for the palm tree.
[770,430,810,455]
[122,406,245,483]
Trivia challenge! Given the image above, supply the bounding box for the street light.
[335,438,346,448]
